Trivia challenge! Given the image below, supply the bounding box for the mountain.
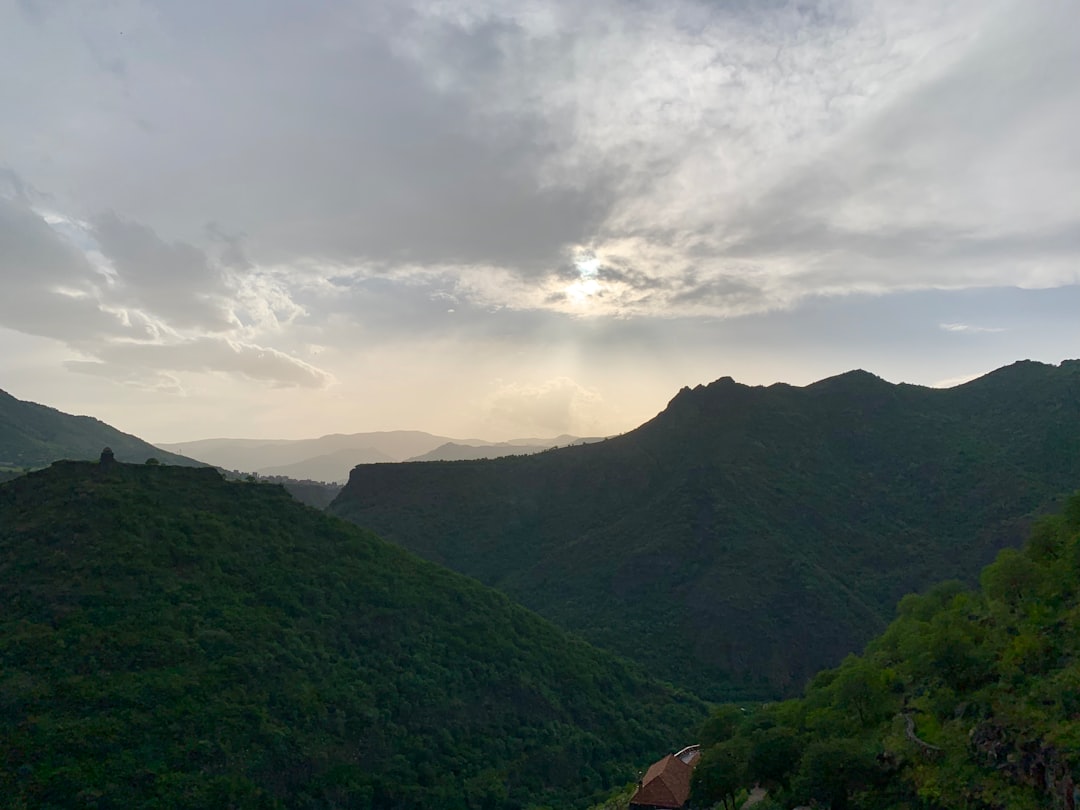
[502,434,595,447]
[259,446,395,482]
[154,430,457,474]
[0,387,202,469]
[155,431,595,480]
[329,360,1080,700]
[689,490,1080,810]
[407,442,553,463]
[254,476,343,509]
[0,460,706,809]
[406,437,601,463]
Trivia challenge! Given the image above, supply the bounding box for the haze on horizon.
[2,0,1078,444]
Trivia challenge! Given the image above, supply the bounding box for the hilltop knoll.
[0,461,705,809]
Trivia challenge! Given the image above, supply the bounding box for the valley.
[3,360,1079,808]
[4,3,1075,804]
[155,432,595,484]
[330,360,1080,699]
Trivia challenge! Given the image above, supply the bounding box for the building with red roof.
[629,745,701,809]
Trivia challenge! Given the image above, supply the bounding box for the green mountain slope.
[0,461,705,809]
[330,360,1080,699]
[0,388,201,469]
[690,490,1080,810]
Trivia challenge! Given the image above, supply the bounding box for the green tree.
[829,655,895,727]
[692,738,748,810]
[791,738,876,810]
[699,704,747,747]
[980,548,1041,607]
[747,727,800,790]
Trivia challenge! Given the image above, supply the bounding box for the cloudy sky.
[2,0,1078,442]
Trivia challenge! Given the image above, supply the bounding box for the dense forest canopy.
[330,360,1080,699]
[0,461,705,809]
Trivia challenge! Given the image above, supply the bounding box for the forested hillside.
[690,490,1080,810]
[331,360,1080,699]
[0,388,201,469]
[0,461,705,809]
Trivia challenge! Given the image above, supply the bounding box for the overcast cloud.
[1,0,1077,440]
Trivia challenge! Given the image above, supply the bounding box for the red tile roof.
[629,752,697,809]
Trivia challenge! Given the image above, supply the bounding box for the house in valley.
[629,745,701,809]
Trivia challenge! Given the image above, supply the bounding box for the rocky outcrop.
[970,723,1079,810]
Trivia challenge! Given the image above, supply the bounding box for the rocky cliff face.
[970,723,1079,810]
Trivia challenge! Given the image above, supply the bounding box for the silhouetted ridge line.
[330,360,1080,700]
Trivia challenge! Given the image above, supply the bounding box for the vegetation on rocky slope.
[692,491,1080,809]
[331,360,1080,699]
[0,461,705,809]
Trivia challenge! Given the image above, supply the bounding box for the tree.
[829,655,894,728]
[980,548,1041,607]
[691,738,748,810]
[699,704,747,747]
[791,738,876,810]
[747,727,800,790]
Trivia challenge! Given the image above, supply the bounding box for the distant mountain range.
[0,388,346,508]
[0,387,202,470]
[0,460,704,808]
[258,446,397,479]
[0,386,597,509]
[406,436,601,463]
[330,360,1080,700]
[157,432,597,482]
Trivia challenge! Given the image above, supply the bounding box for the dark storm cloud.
[0,195,127,342]
[0,188,330,388]
[10,1,616,272]
[669,273,770,310]
[3,0,1079,331]
[693,1,1080,294]
[205,224,253,272]
[93,213,234,331]
[594,259,672,293]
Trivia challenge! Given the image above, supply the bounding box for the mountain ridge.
[330,359,1080,699]
[0,387,203,469]
[406,436,600,463]
[158,430,594,481]
[259,446,396,482]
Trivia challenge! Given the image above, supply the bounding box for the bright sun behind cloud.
[565,255,603,308]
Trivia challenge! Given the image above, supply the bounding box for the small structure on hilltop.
[99,447,115,465]
[629,745,701,809]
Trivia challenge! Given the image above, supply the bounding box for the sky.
[1,0,1078,442]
